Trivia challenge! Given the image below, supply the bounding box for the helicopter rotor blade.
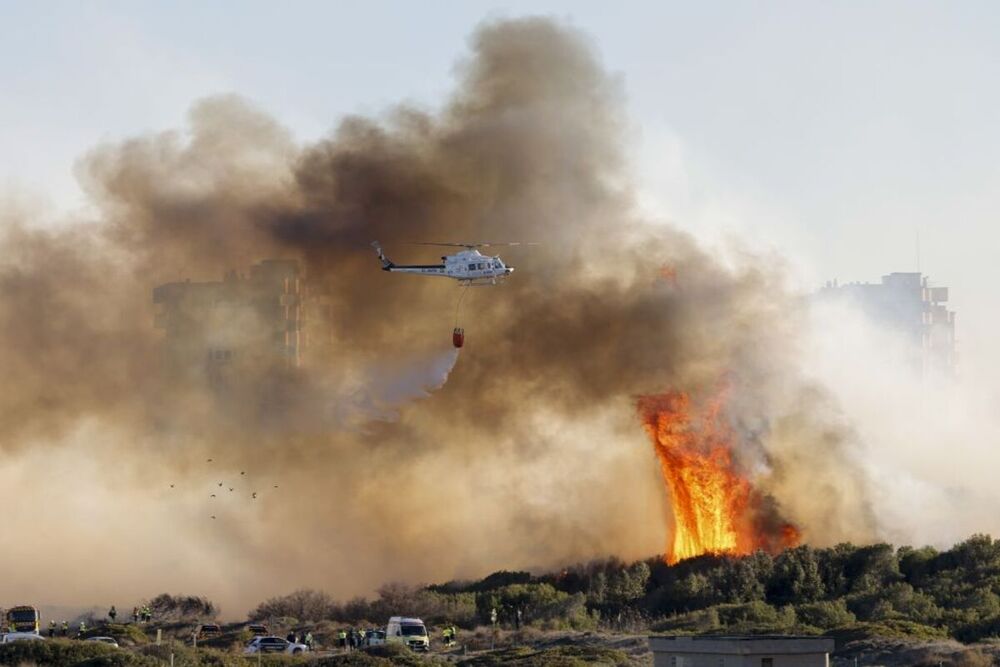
[409,242,539,248]
[409,242,480,248]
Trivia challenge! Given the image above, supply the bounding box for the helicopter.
[371,241,522,286]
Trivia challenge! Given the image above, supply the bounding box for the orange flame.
[638,390,799,564]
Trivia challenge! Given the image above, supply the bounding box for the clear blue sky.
[2,0,999,378]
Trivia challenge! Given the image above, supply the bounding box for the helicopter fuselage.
[375,245,513,285]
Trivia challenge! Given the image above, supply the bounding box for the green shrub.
[714,601,785,626]
[825,619,949,645]
[795,599,856,629]
[0,639,158,667]
[651,608,720,634]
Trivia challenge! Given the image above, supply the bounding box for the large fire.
[638,390,800,564]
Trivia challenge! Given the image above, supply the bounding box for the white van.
[385,616,429,651]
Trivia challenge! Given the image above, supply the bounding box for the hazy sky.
[2,0,998,381]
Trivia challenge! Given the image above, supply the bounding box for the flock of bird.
[169,458,279,519]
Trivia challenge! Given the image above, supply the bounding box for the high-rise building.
[819,272,956,378]
[153,260,305,387]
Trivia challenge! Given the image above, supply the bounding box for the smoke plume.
[0,17,875,615]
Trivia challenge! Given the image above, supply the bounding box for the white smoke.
[801,296,1000,547]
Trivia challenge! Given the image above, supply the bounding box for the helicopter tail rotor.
[371,241,394,270]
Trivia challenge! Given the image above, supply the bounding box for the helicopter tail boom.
[371,241,395,271]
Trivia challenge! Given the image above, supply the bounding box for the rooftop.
[649,635,835,655]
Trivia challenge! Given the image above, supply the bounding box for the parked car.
[86,636,119,647]
[246,623,268,637]
[1,633,45,644]
[365,629,386,646]
[244,636,308,655]
[195,623,221,639]
[385,617,429,651]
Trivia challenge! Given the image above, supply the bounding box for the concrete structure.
[153,260,306,387]
[649,635,834,667]
[819,272,956,378]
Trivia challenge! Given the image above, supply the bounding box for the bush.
[795,599,856,629]
[0,639,158,667]
[138,643,309,667]
[651,608,720,634]
[145,594,217,622]
[250,589,333,623]
[79,623,150,646]
[714,601,786,626]
[825,619,949,645]
[475,583,596,629]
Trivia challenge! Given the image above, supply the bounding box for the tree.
[606,562,650,606]
[951,535,1000,577]
[899,545,940,588]
[714,556,767,603]
[467,570,532,592]
[845,544,901,594]
[768,546,824,605]
[795,599,856,629]
[249,589,332,622]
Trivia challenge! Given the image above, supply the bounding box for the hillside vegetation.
[252,534,1000,644]
[10,535,1000,666]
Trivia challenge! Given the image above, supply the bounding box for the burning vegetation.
[638,390,800,564]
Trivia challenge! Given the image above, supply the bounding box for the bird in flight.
[207,459,213,463]
[210,494,216,498]
[211,515,216,520]
[169,484,174,488]
[229,488,234,492]
[252,492,257,499]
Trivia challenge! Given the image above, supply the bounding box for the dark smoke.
[0,17,874,614]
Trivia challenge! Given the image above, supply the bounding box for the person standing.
[304,631,313,650]
[48,620,55,638]
[132,607,139,624]
[60,621,68,637]
[338,629,347,650]
[108,606,117,623]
